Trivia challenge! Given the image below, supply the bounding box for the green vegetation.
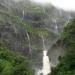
[0,47,33,75]
[0,0,53,53]
[0,1,72,75]
[49,18,75,75]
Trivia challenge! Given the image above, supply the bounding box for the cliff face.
[0,0,75,67]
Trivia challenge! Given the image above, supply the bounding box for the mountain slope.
[0,0,75,70]
[49,18,75,75]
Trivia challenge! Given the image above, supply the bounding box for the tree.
[0,47,33,75]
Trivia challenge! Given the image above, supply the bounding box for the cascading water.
[22,7,58,75]
[42,50,51,75]
[36,36,51,75]
[42,36,51,75]
[22,10,24,20]
[54,19,58,33]
[26,32,32,56]
[22,9,32,56]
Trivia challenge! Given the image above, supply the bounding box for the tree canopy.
[0,47,33,75]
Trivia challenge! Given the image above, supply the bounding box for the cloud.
[31,0,75,11]
[13,0,21,2]
[50,0,75,11]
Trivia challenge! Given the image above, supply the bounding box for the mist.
[0,0,75,75]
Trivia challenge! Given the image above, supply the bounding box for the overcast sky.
[30,0,75,11]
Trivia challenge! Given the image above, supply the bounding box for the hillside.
[0,0,75,75]
[49,18,75,75]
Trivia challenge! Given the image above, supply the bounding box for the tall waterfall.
[42,36,51,75]
[42,50,51,75]
[36,36,51,75]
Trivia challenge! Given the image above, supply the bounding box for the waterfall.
[42,50,51,75]
[36,36,51,75]
[42,36,46,50]
[22,10,24,20]
[22,9,32,56]
[42,36,51,75]
[26,32,32,56]
[54,19,58,33]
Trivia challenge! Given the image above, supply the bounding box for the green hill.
[49,18,75,75]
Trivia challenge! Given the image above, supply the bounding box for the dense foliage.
[0,47,33,75]
[49,18,75,75]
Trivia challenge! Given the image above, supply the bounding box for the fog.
[30,0,75,11]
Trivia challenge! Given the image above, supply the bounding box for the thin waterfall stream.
[22,10,32,56]
[26,32,32,56]
[54,19,58,33]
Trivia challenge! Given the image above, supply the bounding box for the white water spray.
[42,50,51,75]
[42,36,51,75]
[36,36,51,75]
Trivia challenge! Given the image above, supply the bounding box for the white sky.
[31,0,75,11]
